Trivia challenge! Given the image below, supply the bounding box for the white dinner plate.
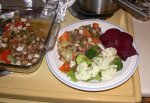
[46,20,139,91]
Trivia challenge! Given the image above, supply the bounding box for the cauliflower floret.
[69,60,76,68]
[102,47,117,62]
[75,62,92,81]
[75,62,102,81]
[92,56,103,65]
[101,66,117,80]
[102,47,117,57]
[93,56,110,70]
[91,64,100,77]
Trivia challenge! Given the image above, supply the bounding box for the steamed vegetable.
[112,57,123,71]
[75,62,92,81]
[76,54,92,65]
[59,31,69,42]
[85,45,100,59]
[59,62,70,73]
[87,72,101,81]
[67,67,77,82]
[74,47,121,81]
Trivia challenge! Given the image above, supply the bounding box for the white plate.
[46,20,139,91]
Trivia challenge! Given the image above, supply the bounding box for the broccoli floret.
[85,45,100,59]
[76,54,92,65]
[112,57,123,71]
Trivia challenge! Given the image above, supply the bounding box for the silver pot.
[77,0,150,21]
[77,0,120,15]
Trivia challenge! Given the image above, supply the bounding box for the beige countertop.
[0,9,141,103]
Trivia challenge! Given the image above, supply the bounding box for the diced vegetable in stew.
[0,17,46,66]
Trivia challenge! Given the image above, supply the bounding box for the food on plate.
[0,17,46,66]
[100,28,138,61]
[57,23,137,82]
[57,23,101,62]
[75,47,119,81]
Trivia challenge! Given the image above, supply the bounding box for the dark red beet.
[100,28,137,61]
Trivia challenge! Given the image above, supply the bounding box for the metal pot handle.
[45,22,60,51]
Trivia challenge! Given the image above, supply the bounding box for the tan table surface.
[0,9,141,103]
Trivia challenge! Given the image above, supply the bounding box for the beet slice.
[100,28,137,61]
